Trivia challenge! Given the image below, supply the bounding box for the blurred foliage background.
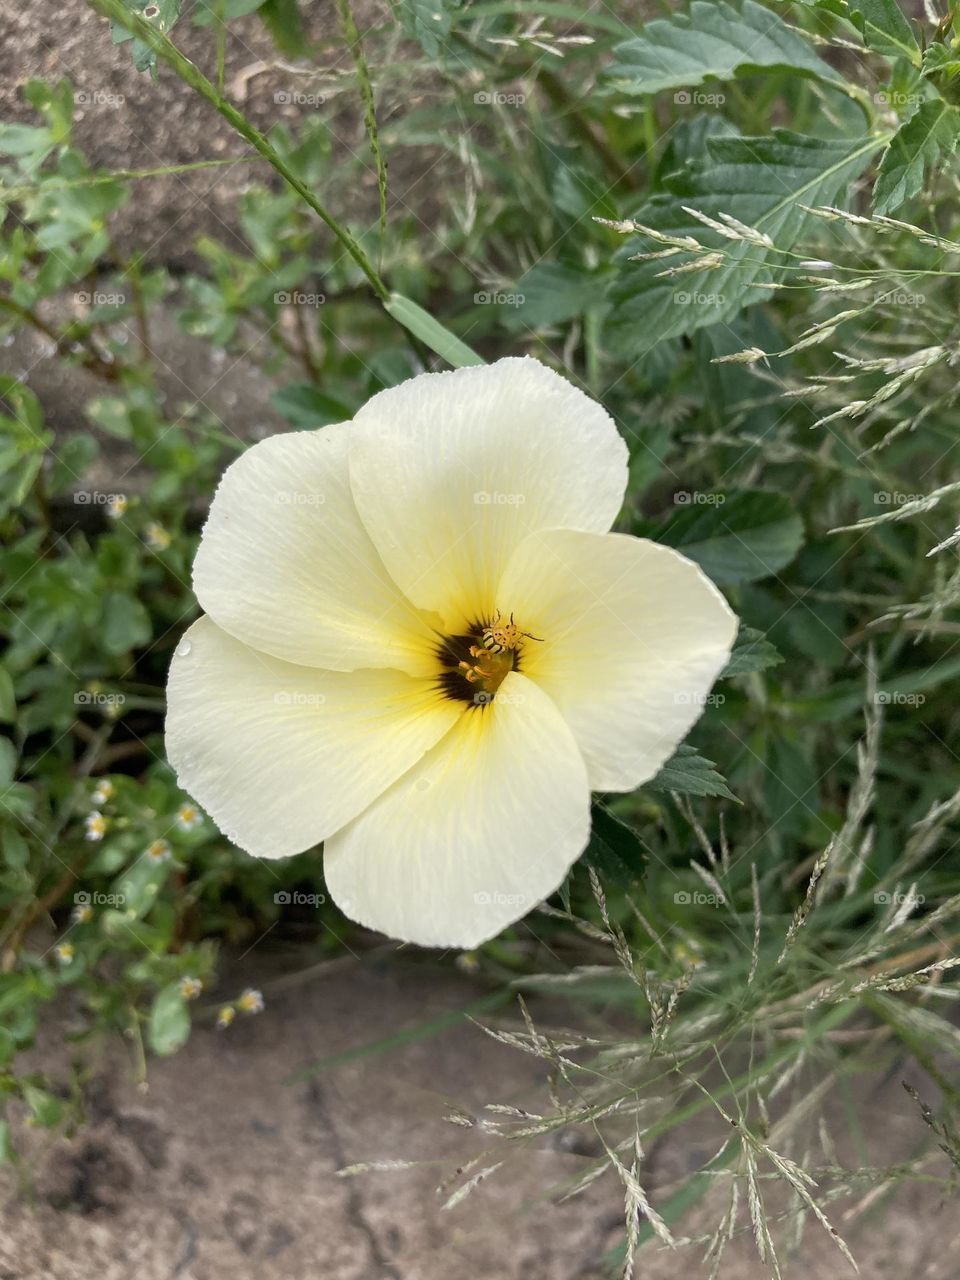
[2,0,960,1262]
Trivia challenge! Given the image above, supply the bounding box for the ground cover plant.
[2,0,960,1272]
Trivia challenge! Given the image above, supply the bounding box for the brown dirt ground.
[2,952,959,1280]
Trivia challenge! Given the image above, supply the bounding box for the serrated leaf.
[846,0,918,63]
[584,803,648,882]
[656,490,804,585]
[922,41,960,80]
[607,0,844,96]
[605,130,881,356]
[649,744,736,800]
[503,262,606,331]
[873,99,960,215]
[722,626,784,676]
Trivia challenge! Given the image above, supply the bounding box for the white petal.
[324,672,591,947]
[165,617,462,858]
[347,357,628,629]
[498,530,737,791]
[193,424,439,676]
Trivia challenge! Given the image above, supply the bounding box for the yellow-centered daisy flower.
[165,358,736,947]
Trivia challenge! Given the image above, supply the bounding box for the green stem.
[332,0,388,252]
[86,0,389,302]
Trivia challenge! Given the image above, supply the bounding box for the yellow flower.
[166,358,736,947]
[216,1005,236,1029]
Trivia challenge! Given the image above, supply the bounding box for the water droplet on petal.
[176,639,192,657]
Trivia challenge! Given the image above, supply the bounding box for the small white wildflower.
[179,976,203,1000]
[238,988,264,1015]
[145,522,172,551]
[175,802,202,832]
[85,811,107,842]
[72,903,94,925]
[55,943,75,965]
[91,779,114,806]
[216,1005,236,1029]
[145,838,172,862]
[106,494,128,520]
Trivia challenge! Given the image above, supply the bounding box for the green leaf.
[0,737,16,789]
[584,804,648,882]
[396,0,461,56]
[503,262,607,331]
[922,41,960,80]
[656,490,804,585]
[101,592,152,656]
[846,0,919,63]
[110,0,183,73]
[147,982,191,1056]
[22,1084,63,1127]
[607,0,845,96]
[873,100,960,215]
[0,1119,11,1162]
[0,669,15,722]
[271,384,353,428]
[193,0,265,24]
[383,293,485,368]
[722,626,784,677]
[258,0,306,53]
[649,744,736,800]
[605,130,882,356]
[0,1027,15,1068]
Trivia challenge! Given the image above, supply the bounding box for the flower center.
[436,611,542,706]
